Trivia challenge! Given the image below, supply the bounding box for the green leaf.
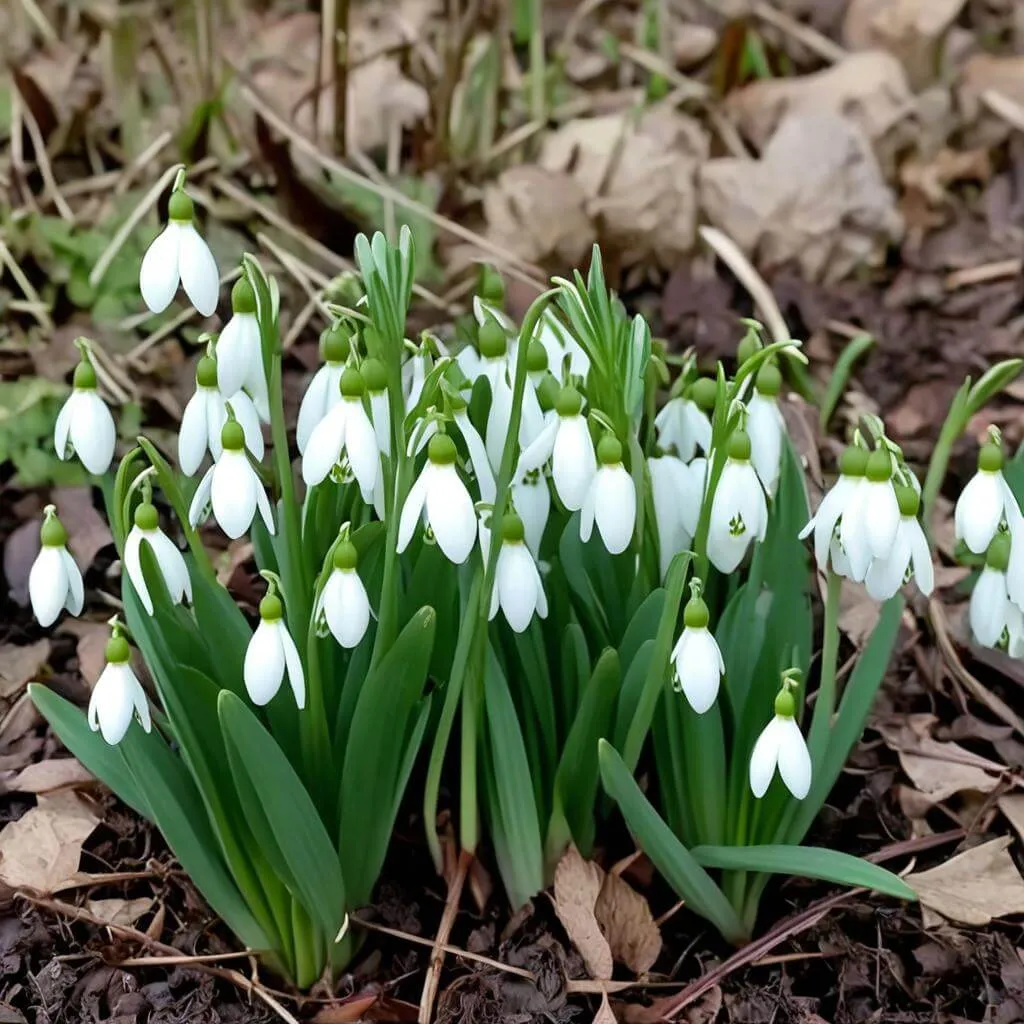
[219,691,346,941]
[599,740,746,944]
[690,844,917,901]
[819,333,874,431]
[967,359,1024,419]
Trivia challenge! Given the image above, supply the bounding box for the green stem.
[920,383,968,540]
[807,570,842,754]
[459,652,483,853]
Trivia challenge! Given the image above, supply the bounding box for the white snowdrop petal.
[956,471,1003,555]
[29,546,68,628]
[970,567,1009,648]
[552,416,596,511]
[776,717,812,799]
[498,545,537,633]
[485,373,514,470]
[297,365,336,454]
[397,466,431,553]
[90,664,137,745]
[124,528,152,614]
[244,621,286,705]
[61,548,84,615]
[188,466,214,528]
[178,391,210,476]
[678,628,722,714]
[370,391,392,457]
[512,474,550,557]
[325,571,371,648]
[70,391,116,475]
[748,395,784,494]
[518,417,558,477]
[255,482,277,536]
[151,530,190,605]
[650,456,692,581]
[839,483,872,582]
[301,402,348,487]
[707,462,751,574]
[54,396,74,460]
[427,465,476,564]
[345,403,381,501]
[280,626,306,709]
[229,391,265,462]
[907,519,934,597]
[579,478,597,544]
[685,402,713,456]
[216,315,250,398]
[212,452,257,539]
[177,224,220,316]
[456,411,495,504]
[139,223,181,314]
[132,669,152,733]
[866,481,900,560]
[749,717,782,798]
[594,466,636,555]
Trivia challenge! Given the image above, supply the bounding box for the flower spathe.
[955,442,1019,556]
[749,688,811,800]
[28,507,84,628]
[55,357,117,475]
[188,420,276,539]
[124,502,192,615]
[671,586,724,714]
[139,188,219,316]
[397,433,477,564]
[707,429,767,574]
[217,279,269,420]
[581,435,636,555]
[244,590,305,708]
[317,542,371,649]
[88,631,151,746]
[489,514,548,633]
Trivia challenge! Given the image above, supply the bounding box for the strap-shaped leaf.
[599,740,746,944]
[219,691,346,942]
[690,844,917,901]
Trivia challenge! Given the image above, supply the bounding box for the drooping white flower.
[139,188,219,316]
[216,278,268,421]
[397,432,477,564]
[518,386,596,511]
[581,435,636,555]
[970,533,1016,649]
[362,357,392,457]
[837,448,900,583]
[54,356,117,475]
[179,356,264,476]
[955,442,1020,556]
[297,324,351,454]
[244,588,305,708]
[654,378,714,462]
[706,429,768,574]
[404,348,430,412]
[123,501,192,616]
[1006,502,1024,611]
[670,584,724,714]
[316,541,371,649]
[188,419,276,539]
[799,446,868,573]
[488,513,548,633]
[28,506,84,628]
[749,687,811,800]
[301,367,380,502]
[511,466,550,557]
[88,630,151,745]
[747,363,786,495]
[649,453,698,581]
[864,483,934,601]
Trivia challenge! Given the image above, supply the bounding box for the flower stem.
[807,570,842,753]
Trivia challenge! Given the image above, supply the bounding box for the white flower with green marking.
[88,628,151,745]
[28,506,83,628]
[581,435,636,555]
[244,584,305,708]
[55,356,116,475]
[749,684,811,800]
[124,501,191,615]
[707,429,767,574]
[316,541,371,649]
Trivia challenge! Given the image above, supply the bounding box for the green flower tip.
[478,318,507,359]
[323,323,352,364]
[986,531,1012,572]
[727,429,751,462]
[865,448,892,483]
[361,357,387,393]
[260,594,284,621]
[597,434,622,466]
[501,513,525,543]
[774,688,796,718]
[221,419,245,452]
[555,385,583,418]
[839,445,869,478]
[73,359,97,390]
[231,278,257,315]
[134,502,159,531]
[105,635,131,665]
[683,595,709,629]
[340,367,365,399]
[428,432,457,465]
[895,484,920,518]
[691,377,717,412]
[167,189,194,222]
[755,361,782,397]
[737,332,760,365]
[40,508,67,548]
[333,540,358,571]
[527,340,548,374]
[979,443,1004,474]
[196,355,218,388]
[479,265,506,305]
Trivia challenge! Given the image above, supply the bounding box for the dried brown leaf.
[552,847,613,981]
[594,871,662,976]
[959,54,1024,130]
[898,744,1000,805]
[999,795,1024,842]
[0,639,51,699]
[4,519,41,607]
[906,837,1024,927]
[0,791,99,893]
[8,758,94,794]
[593,993,618,1024]
[63,621,109,683]
[53,487,112,572]
[85,897,154,927]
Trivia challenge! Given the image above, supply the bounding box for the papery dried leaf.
[552,847,613,981]
[594,871,662,976]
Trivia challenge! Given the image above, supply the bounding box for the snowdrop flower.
[124,501,192,615]
[179,355,263,476]
[838,448,900,582]
[512,467,550,557]
[749,682,811,800]
[649,453,699,581]
[217,278,268,421]
[297,323,350,454]
[581,435,636,555]
[362,358,391,457]
[670,581,724,714]
[519,386,596,511]
[397,433,477,564]
[654,378,714,462]
[316,540,371,649]
[747,363,786,495]
[955,441,1020,556]
[864,484,933,601]
[404,347,430,412]
[799,445,868,573]
[489,513,548,633]
[244,583,305,708]
[188,418,276,539]
[88,627,151,745]
[707,429,768,574]
[139,187,219,317]
[970,533,1016,649]
[28,506,83,627]
[302,367,380,502]
[55,354,117,475]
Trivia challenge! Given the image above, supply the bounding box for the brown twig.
[418,849,471,1024]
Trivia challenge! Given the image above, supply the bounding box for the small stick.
[15,84,74,222]
[0,235,54,331]
[751,1,847,64]
[418,849,471,1024]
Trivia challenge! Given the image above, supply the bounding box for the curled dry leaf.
[53,486,113,572]
[64,620,110,684]
[7,758,94,795]
[553,846,613,981]
[726,51,914,152]
[594,870,662,975]
[0,791,99,893]
[906,836,1024,928]
[842,0,966,88]
[699,112,903,284]
[85,897,155,927]
[674,24,718,68]
[593,992,618,1024]
[0,639,51,700]
[999,795,1024,842]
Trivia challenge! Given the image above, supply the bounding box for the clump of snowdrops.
[28,171,1024,983]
